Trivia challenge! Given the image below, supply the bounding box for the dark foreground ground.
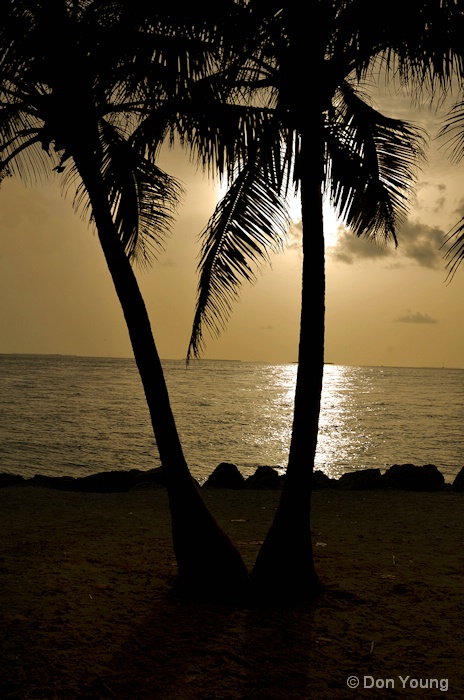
[1,486,463,699]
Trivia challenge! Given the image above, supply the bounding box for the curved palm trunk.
[73,144,248,598]
[250,133,324,603]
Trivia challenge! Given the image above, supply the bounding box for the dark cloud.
[328,224,392,264]
[395,311,438,324]
[328,219,449,269]
[397,220,448,268]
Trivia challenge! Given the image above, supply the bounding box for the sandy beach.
[1,485,463,698]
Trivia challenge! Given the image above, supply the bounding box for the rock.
[203,462,245,489]
[75,469,167,492]
[312,470,336,489]
[28,474,77,490]
[89,470,138,492]
[245,466,282,490]
[130,467,166,489]
[384,463,445,492]
[452,466,464,491]
[0,473,25,488]
[27,468,166,493]
[337,468,388,490]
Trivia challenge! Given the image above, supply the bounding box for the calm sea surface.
[1,354,463,484]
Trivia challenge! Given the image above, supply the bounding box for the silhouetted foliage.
[0,0,249,597]
[187,0,464,601]
[2,0,464,604]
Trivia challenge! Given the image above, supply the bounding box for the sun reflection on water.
[317,365,384,479]
[4,356,463,484]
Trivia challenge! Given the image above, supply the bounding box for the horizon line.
[0,351,462,371]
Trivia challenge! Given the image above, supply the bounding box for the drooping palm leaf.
[66,118,183,266]
[438,99,464,164]
[326,80,427,244]
[436,101,464,278]
[187,160,290,360]
[0,0,191,268]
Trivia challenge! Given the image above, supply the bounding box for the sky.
[2,83,464,368]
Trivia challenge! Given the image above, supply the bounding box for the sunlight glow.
[317,365,377,479]
[289,196,341,249]
[216,181,341,249]
[323,199,340,247]
[288,192,301,222]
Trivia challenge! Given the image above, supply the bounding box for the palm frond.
[436,100,464,278]
[66,118,183,267]
[326,81,426,244]
[443,218,464,281]
[187,162,289,361]
[348,0,464,97]
[437,100,464,165]
[179,101,285,181]
[0,104,56,183]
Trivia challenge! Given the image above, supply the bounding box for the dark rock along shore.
[1,462,463,492]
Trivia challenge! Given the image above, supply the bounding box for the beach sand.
[1,485,463,699]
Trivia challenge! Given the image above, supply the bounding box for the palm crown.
[182,0,464,599]
[2,0,463,602]
[0,0,254,596]
[187,0,438,360]
[2,2,181,259]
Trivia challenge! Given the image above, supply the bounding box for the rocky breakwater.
[1,462,464,492]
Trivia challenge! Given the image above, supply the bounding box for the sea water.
[1,354,463,484]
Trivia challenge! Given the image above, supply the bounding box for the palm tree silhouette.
[188,0,462,601]
[0,0,248,597]
[3,0,462,605]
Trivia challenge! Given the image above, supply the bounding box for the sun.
[323,199,340,247]
[289,194,340,248]
[217,180,341,249]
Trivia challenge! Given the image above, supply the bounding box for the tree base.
[167,477,249,603]
[248,512,323,606]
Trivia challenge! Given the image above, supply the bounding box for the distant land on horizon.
[0,352,463,370]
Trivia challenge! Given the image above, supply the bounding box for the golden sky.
[2,85,464,368]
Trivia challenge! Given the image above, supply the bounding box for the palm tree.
[0,0,248,596]
[188,0,462,601]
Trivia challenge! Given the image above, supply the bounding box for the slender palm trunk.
[250,131,324,602]
[73,142,248,598]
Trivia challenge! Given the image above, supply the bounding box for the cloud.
[327,224,392,264]
[452,197,464,221]
[287,220,303,251]
[415,181,447,214]
[397,220,448,268]
[159,258,178,268]
[431,196,446,213]
[328,218,449,269]
[395,311,438,324]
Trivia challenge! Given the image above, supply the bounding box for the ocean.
[1,354,463,484]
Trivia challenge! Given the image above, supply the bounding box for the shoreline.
[1,460,462,493]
